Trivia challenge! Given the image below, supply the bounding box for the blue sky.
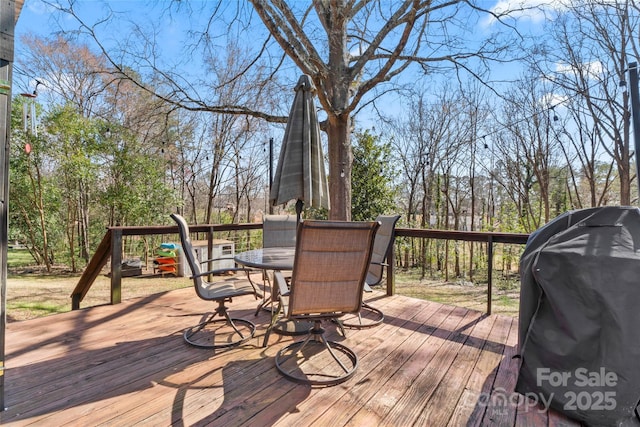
[13,0,569,134]
[15,1,211,89]
[14,0,559,89]
[14,0,591,183]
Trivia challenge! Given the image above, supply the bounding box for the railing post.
[207,226,215,280]
[487,236,493,315]
[110,229,122,305]
[386,243,395,296]
[71,293,81,310]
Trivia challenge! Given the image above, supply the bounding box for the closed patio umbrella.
[270,75,329,223]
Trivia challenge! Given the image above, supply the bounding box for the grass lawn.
[6,248,193,322]
[393,269,520,318]
[7,248,35,268]
[5,249,520,322]
[6,272,194,322]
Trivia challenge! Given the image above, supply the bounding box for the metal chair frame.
[254,214,297,315]
[342,214,401,329]
[171,213,260,349]
[265,220,379,386]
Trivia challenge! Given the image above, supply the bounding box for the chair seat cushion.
[200,277,256,300]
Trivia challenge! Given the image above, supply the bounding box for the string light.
[12,56,631,168]
[476,65,629,143]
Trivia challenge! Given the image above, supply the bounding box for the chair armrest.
[190,267,255,279]
[199,257,234,265]
[273,271,290,297]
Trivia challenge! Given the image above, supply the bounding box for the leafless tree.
[48,0,526,220]
[17,35,108,117]
[491,73,563,230]
[536,0,639,205]
[390,85,474,277]
[554,97,615,209]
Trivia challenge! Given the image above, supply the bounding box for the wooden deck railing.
[71,223,529,314]
[70,223,262,310]
[394,228,529,314]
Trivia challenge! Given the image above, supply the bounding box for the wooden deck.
[1,287,581,426]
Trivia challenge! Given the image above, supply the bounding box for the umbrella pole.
[296,200,304,224]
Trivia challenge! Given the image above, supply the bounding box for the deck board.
[415,311,498,426]
[273,298,443,426]
[1,286,583,426]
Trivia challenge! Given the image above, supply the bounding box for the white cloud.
[480,0,570,28]
[540,91,568,108]
[26,0,57,16]
[555,61,603,79]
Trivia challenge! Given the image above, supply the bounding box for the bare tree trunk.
[327,113,352,220]
[28,159,52,272]
[78,179,90,262]
[67,197,77,273]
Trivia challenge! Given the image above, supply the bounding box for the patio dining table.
[234,247,295,272]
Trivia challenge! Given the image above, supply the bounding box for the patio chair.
[264,220,379,386]
[343,214,401,329]
[254,214,298,315]
[263,214,297,248]
[171,213,260,349]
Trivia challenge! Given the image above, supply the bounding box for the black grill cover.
[517,206,640,426]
